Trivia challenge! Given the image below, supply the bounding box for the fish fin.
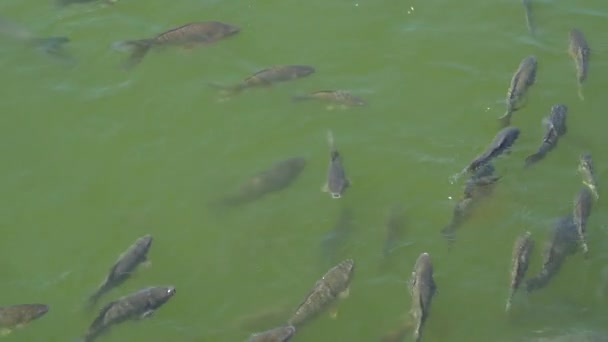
[141,260,152,268]
[139,310,155,319]
[328,305,339,319]
[578,85,585,101]
[338,287,350,299]
[0,328,12,336]
[89,301,116,332]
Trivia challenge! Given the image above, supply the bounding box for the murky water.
[1,0,608,341]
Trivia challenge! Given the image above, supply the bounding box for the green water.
[1,0,608,341]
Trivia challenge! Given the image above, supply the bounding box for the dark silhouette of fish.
[442,163,500,243]
[321,207,355,265]
[522,0,535,36]
[214,157,306,206]
[568,28,590,100]
[499,55,537,127]
[210,65,315,96]
[383,204,406,258]
[409,252,437,342]
[0,16,72,63]
[524,104,567,167]
[81,286,176,342]
[114,21,240,69]
[0,304,48,335]
[87,234,153,308]
[451,126,519,183]
[288,259,354,327]
[292,90,367,109]
[322,130,350,198]
[246,325,296,342]
[525,215,578,293]
[506,231,534,312]
[579,152,599,199]
[573,186,594,257]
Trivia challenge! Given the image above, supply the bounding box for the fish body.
[82,286,176,342]
[321,207,354,265]
[215,65,315,95]
[499,55,537,127]
[118,21,240,68]
[578,152,599,199]
[409,252,437,342]
[525,215,578,292]
[88,235,153,307]
[573,186,594,256]
[524,104,567,167]
[246,325,296,342]
[322,130,350,198]
[568,28,590,100]
[288,259,354,327]
[442,163,500,242]
[217,157,306,206]
[465,126,520,174]
[506,231,534,311]
[292,90,367,108]
[0,304,48,334]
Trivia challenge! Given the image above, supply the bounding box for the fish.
[451,126,519,183]
[292,90,367,110]
[210,65,315,96]
[322,130,350,198]
[288,259,354,327]
[498,55,537,127]
[246,325,296,342]
[114,21,240,69]
[442,163,500,243]
[506,231,534,312]
[409,252,437,342]
[524,104,567,167]
[214,157,306,206]
[522,0,535,36]
[87,234,153,308]
[525,215,578,293]
[578,152,599,199]
[573,186,594,257]
[0,304,48,335]
[0,16,72,62]
[321,207,355,265]
[81,286,176,342]
[568,28,590,100]
[383,204,406,258]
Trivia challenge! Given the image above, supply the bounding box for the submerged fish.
[246,325,295,342]
[321,207,355,265]
[292,90,367,110]
[210,65,315,96]
[87,234,153,308]
[0,304,48,335]
[506,231,534,312]
[409,252,437,342]
[525,215,578,293]
[524,104,567,167]
[442,163,500,243]
[578,152,599,199]
[568,28,590,100]
[81,286,176,342]
[522,0,535,36]
[114,21,240,69]
[452,126,519,183]
[499,55,537,127]
[214,157,306,206]
[383,204,406,258]
[288,259,354,327]
[573,186,594,257]
[322,130,350,198]
[0,16,72,62]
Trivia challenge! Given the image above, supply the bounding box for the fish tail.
[207,82,245,96]
[31,36,70,52]
[112,39,154,69]
[577,84,585,101]
[498,113,511,128]
[524,146,548,168]
[525,269,551,293]
[291,94,312,102]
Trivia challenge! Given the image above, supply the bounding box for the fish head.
[28,304,49,319]
[414,253,433,275]
[216,22,240,37]
[291,65,316,77]
[139,234,153,249]
[579,152,593,170]
[350,95,367,106]
[150,286,176,305]
[276,325,296,341]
